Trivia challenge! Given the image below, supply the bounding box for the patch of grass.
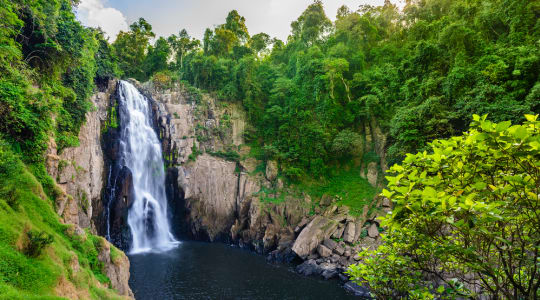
[0,141,122,298]
[256,186,286,204]
[298,166,377,215]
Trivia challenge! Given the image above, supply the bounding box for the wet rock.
[344,281,371,298]
[320,262,338,280]
[296,259,321,276]
[307,253,319,260]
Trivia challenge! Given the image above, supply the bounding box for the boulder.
[296,259,321,276]
[368,223,379,238]
[353,220,365,242]
[317,244,332,258]
[343,222,356,243]
[323,238,338,250]
[291,216,338,259]
[333,244,345,256]
[320,262,338,280]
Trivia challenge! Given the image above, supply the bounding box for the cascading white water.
[118,80,178,254]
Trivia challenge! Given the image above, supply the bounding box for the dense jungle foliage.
[0,0,123,298]
[110,0,539,178]
[0,0,538,298]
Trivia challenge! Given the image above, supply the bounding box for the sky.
[76,0,404,42]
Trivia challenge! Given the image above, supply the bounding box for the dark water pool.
[128,241,358,300]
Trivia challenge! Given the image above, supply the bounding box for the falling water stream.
[118,80,178,253]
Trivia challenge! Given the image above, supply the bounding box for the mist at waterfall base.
[129,241,358,300]
[118,81,357,298]
[117,80,178,254]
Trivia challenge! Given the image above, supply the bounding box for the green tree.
[113,18,155,80]
[168,29,200,68]
[249,33,271,56]
[143,37,171,78]
[290,0,332,46]
[348,115,540,299]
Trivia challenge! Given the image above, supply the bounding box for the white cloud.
[76,0,128,41]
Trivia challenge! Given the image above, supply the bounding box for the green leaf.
[495,121,511,132]
[473,182,487,190]
[524,114,538,122]
[422,186,437,198]
[513,126,528,140]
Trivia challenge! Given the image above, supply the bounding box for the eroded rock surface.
[46,80,116,230]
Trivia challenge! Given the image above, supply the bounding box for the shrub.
[24,230,54,258]
[348,115,540,299]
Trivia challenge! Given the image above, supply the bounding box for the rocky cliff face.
[142,82,389,290]
[46,81,115,230]
[45,79,133,298]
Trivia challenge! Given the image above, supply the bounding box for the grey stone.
[292,216,338,259]
[343,222,356,243]
[317,244,332,258]
[368,223,379,238]
[334,244,345,256]
[323,238,338,250]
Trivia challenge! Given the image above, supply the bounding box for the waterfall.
[117,80,178,254]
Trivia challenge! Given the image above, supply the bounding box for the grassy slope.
[0,142,123,299]
[245,143,377,215]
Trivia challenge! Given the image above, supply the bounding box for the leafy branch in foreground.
[348,114,540,299]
